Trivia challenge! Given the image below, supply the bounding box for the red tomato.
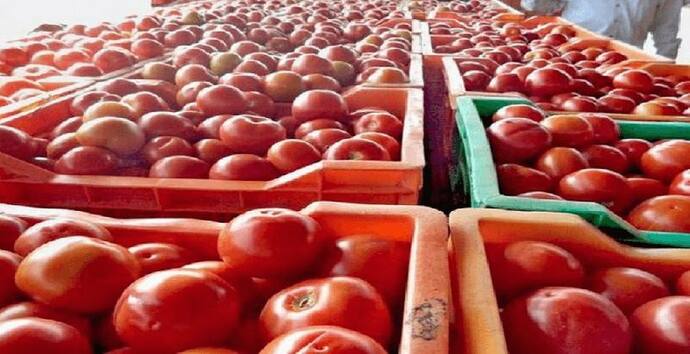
[491,104,545,122]
[262,71,306,102]
[93,47,134,73]
[14,218,112,257]
[558,168,633,214]
[631,296,690,354]
[0,126,35,161]
[628,177,668,205]
[540,114,594,148]
[266,139,321,173]
[0,215,27,251]
[535,147,589,180]
[55,146,119,175]
[128,243,198,275]
[0,251,21,307]
[0,301,92,338]
[502,287,631,354]
[218,208,324,278]
[355,132,401,161]
[177,81,214,107]
[641,140,690,182]
[15,236,140,314]
[496,163,553,195]
[302,128,352,152]
[121,92,170,119]
[179,348,239,354]
[219,115,287,155]
[209,154,279,181]
[259,326,387,354]
[485,241,585,302]
[294,119,346,139]
[582,144,629,174]
[324,138,391,161]
[587,267,670,314]
[194,139,232,164]
[615,139,653,170]
[676,271,690,295]
[318,235,410,311]
[627,195,690,233]
[260,277,392,346]
[196,85,247,116]
[114,269,240,353]
[353,112,403,139]
[580,113,620,144]
[291,90,349,123]
[149,156,210,179]
[613,69,654,94]
[243,91,276,118]
[486,118,552,163]
[182,261,258,312]
[517,191,564,200]
[0,318,93,354]
[140,136,194,164]
[670,169,690,196]
[524,67,573,97]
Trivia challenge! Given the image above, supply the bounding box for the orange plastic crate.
[0,86,424,218]
[449,208,690,354]
[0,201,450,354]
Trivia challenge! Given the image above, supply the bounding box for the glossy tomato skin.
[266,139,321,173]
[540,114,594,148]
[486,118,552,163]
[502,287,631,354]
[209,154,279,181]
[291,90,349,123]
[14,218,112,256]
[615,138,653,170]
[628,177,668,205]
[580,113,620,144]
[641,140,690,182]
[491,104,545,122]
[355,132,401,161]
[15,236,140,314]
[631,296,690,354]
[558,168,633,214]
[260,276,393,346]
[0,301,92,339]
[517,191,565,200]
[302,128,352,152]
[587,267,670,314]
[0,318,93,354]
[627,195,690,233]
[670,169,690,196]
[128,242,198,275]
[0,251,22,307]
[179,348,240,354]
[582,144,629,174]
[353,112,403,140]
[0,215,27,251]
[535,147,589,180]
[55,146,119,176]
[149,156,210,179]
[114,269,241,354]
[218,208,324,278]
[318,235,410,311]
[496,163,553,195]
[219,115,287,155]
[259,326,387,354]
[323,138,391,161]
[676,271,690,295]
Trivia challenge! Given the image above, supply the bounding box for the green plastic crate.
[453,95,690,247]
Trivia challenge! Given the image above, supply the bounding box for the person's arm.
[650,0,683,59]
[520,0,566,15]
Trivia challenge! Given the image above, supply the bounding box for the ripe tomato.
[302,128,352,152]
[627,195,690,233]
[140,136,195,164]
[219,73,263,92]
[670,169,690,195]
[491,104,545,122]
[149,156,210,179]
[219,115,287,155]
[262,71,306,102]
[613,69,654,94]
[0,318,93,354]
[628,177,668,205]
[55,146,119,175]
[615,138,652,170]
[179,348,239,354]
[194,139,232,164]
[588,267,669,315]
[502,287,632,354]
[128,243,198,275]
[177,81,214,107]
[324,138,391,161]
[517,191,564,200]
[0,301,92,338]
[114,269,240,353]
[0,250,21,307]
[485,241,585,302]
[524,67,573,97]
[676,271,690,295]
[260,276,392,346]
[355,132,401,161]
[291,90,349,123]
[218,208,323,278]
[0,215,27,251]
[558,168,633,214]
[243,91,276,118]
[15,236,140,314]
[353,112,403,139]
[540,114,594,148]
[580,113,620,144]
[631,296,690,354]
[294,119,346,139]
[76,117,146,156]
[210,154,279,181]
[121,92,170,119]
[318,235,410,311]
[641,140,690,182]
[196,85,248,116]
[535,147,589,180]
[582,144,629,174]
[259,326,387,354]
[266,139,321,173]
[182,261,258,311]
[0,126,35,161]
[486,118,552,163]
[14,218,112,256]
[496,163,553,195]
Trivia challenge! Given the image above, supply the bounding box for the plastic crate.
[448,207,690,354]
[0,86,424,218]
[0,76,94,119]
[0,201,450,354]
[559,38,672,67]
[453,95,690,247]
[496,16,605,40]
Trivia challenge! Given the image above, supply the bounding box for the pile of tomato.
[0,208,410,353]
[486,239,690,354]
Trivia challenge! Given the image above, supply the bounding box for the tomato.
[131,39,164,59]
[182,261,258,312]
[302,128,352,152]
[631,296,690,354]
[497,163,552,195]
[294,119,346,139]
[194,139,232,163]
[149,156,210,179]
[210,154,279,181]
[485,241,585,302]
[219,115,286,155]
[218,208,323,278]
[179,348,239,354]
[55,146,119,175]
[582,144,629,174]
[128,243,198,275]
[517,191,564,200]
[318,235,409,311]
[0,318,92,354]
[324,138,391,161]
[94,79,139,97]
[613,69,654,94]
[140,136,195,164]
[580,113,620,144]
[53,49,91,70]
[587,267,669,315]
[558,168,633,214]
[491,104,545,122]
[291,90,349,123]
[353,112,403,140]
[502,287,632,354]
[641,140,690,182]
[14,218,112,257]
[671,169,690,196]
[615,139,652,170]
[209,52,241,76]
[291,54,334,76]
[0,251,21,307]
[266,139,321,173]
[262,71,306,102]
[260,277,392,346]
[93,47,134,73]
[259,326,387,354]
[175,64,217,88]
[355,132,401,161]
[676,271,690,295]
[0,126,35,161]
[219,73,263,92]
[540,114,593,148]
[76,117,145,156]
[627,195,690,233]
[177,81,214,107]
[243,91,276,118]
[524,68,573,97]
[486,118,552,164]
[0,215,27,251]
[15,236,139,314]
[628,177,668,205]
[195,85,248,116]
[121,92,170,119]
[114,269,240,353]
[82,101,135,122]
[462,70,491,91]
[138,112,197,141]
[0,301,92,338]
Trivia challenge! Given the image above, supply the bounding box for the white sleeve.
[520,0,566,14]
[651,0,683,58]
